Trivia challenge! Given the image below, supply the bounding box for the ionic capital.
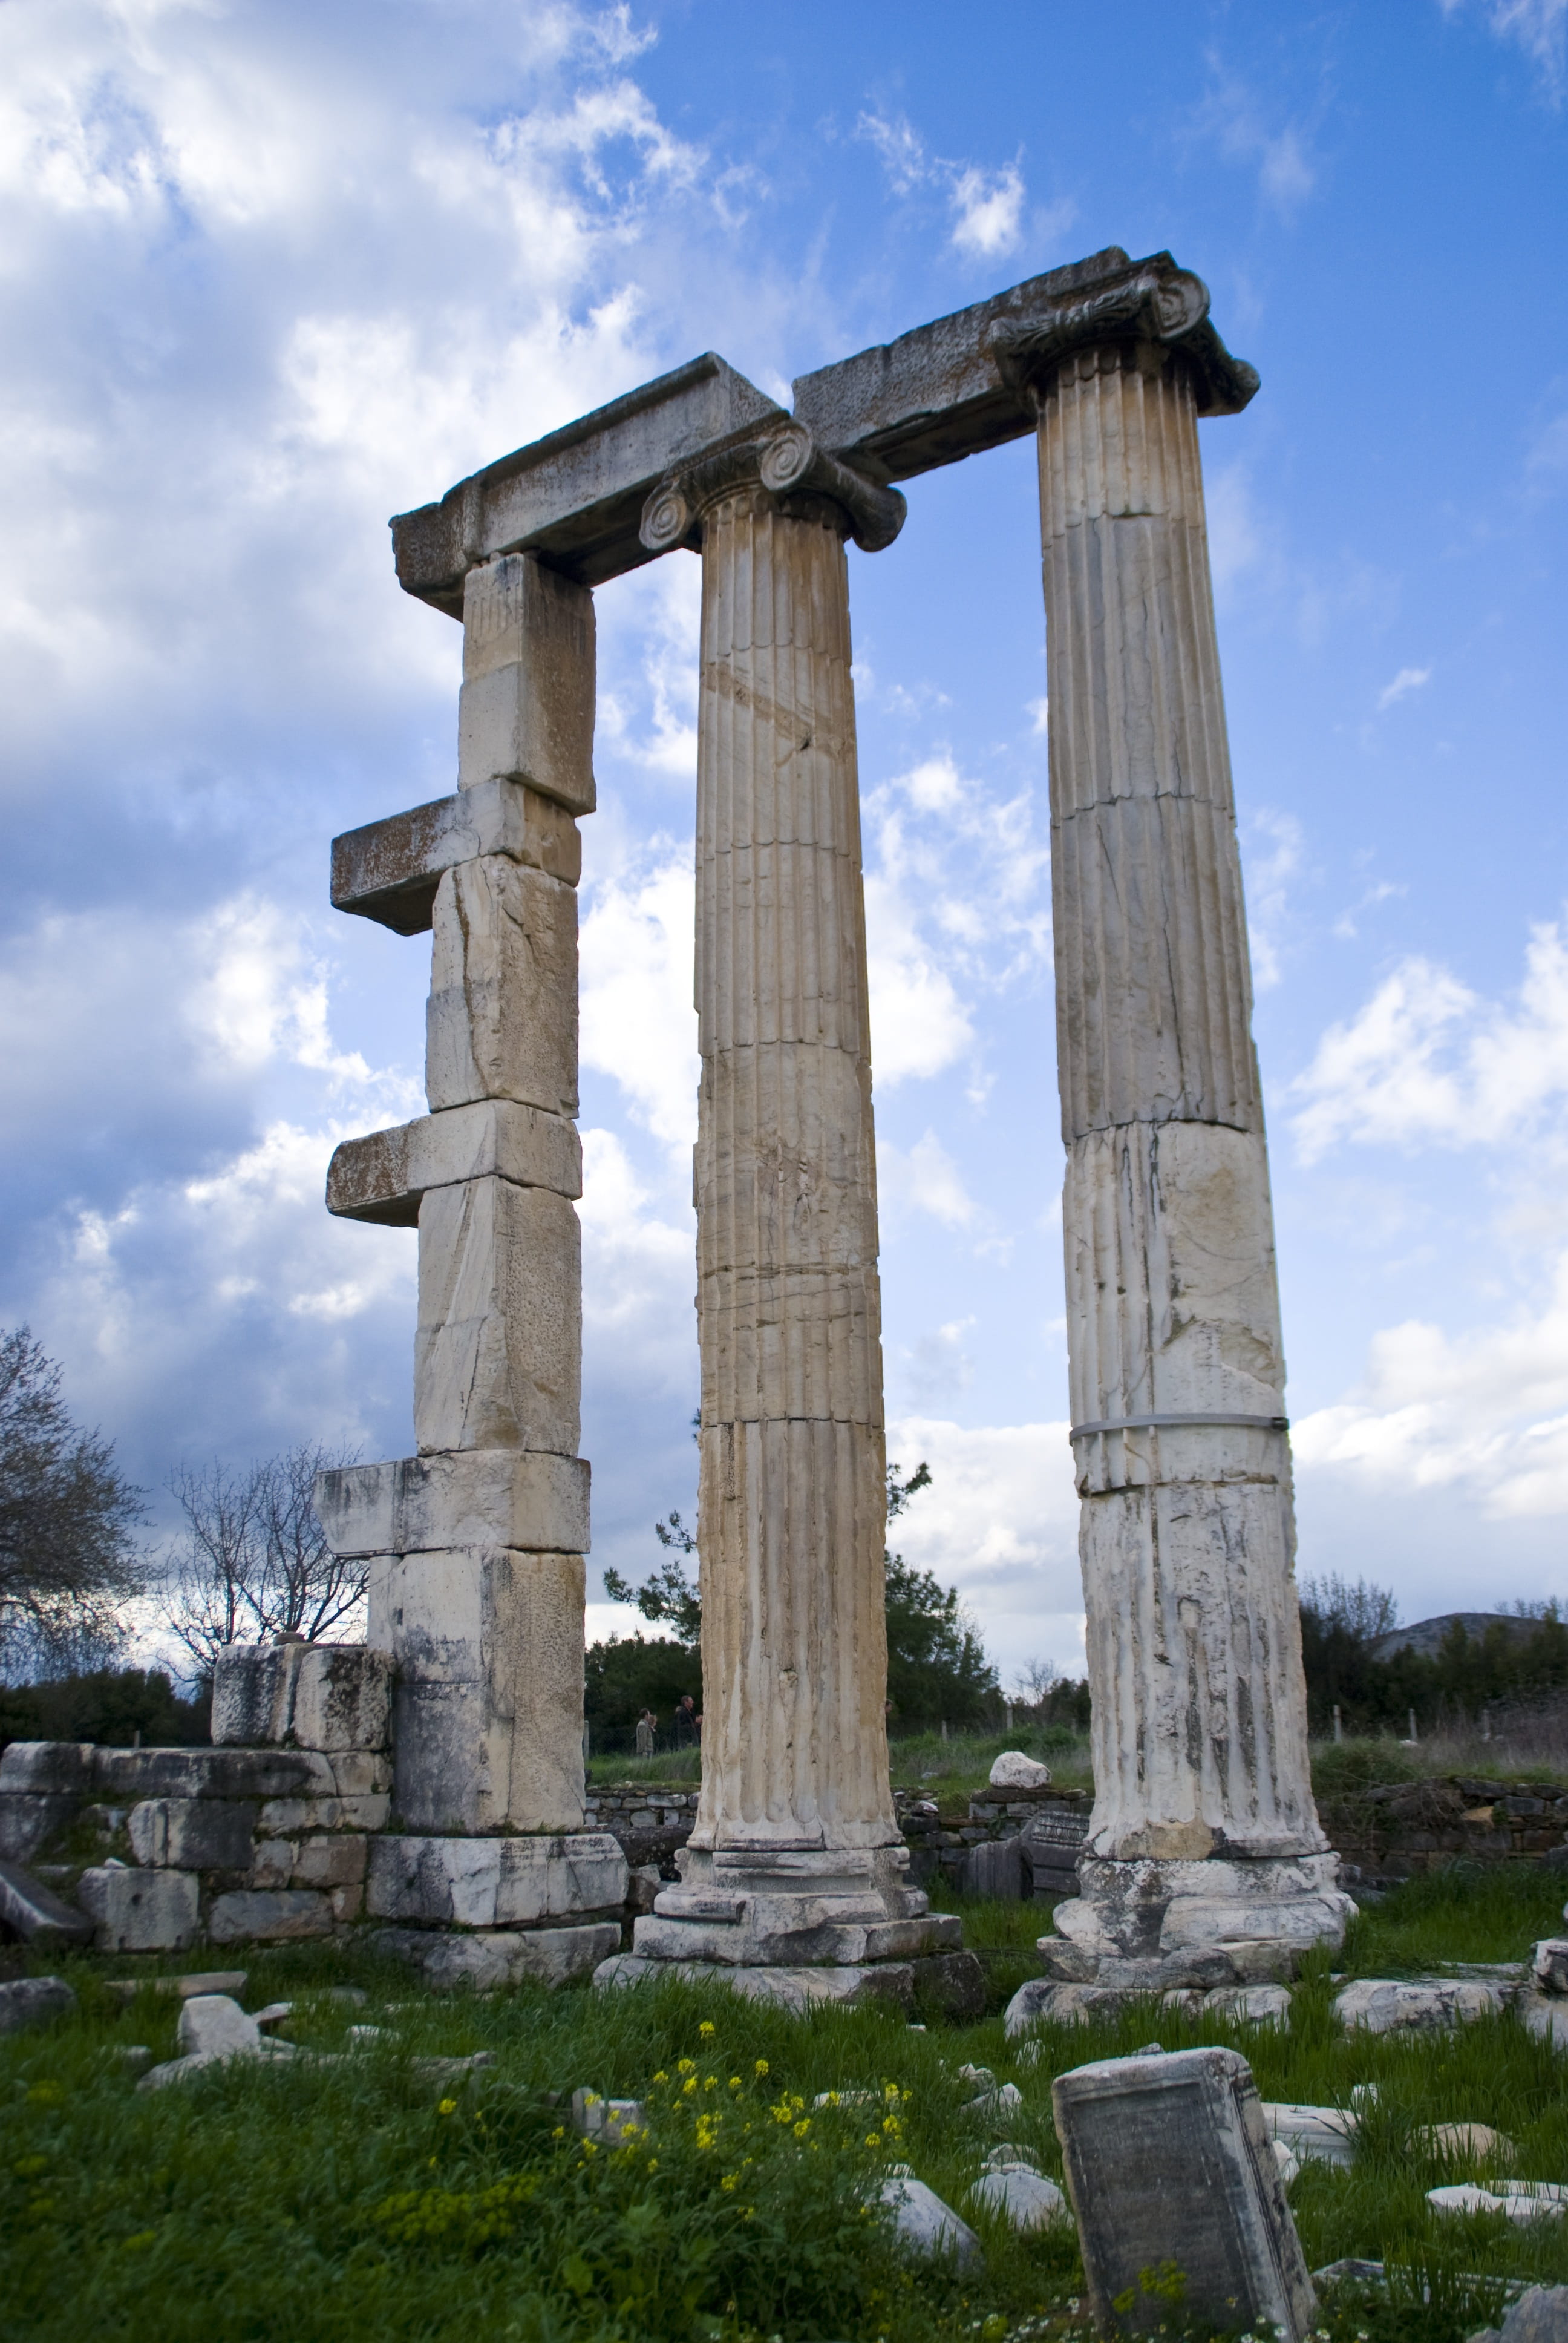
[985,249,1259,415]
[638,421,907,557]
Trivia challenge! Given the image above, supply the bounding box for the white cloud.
[864,872,976,1083]
[879,1131,975,1228]
[1195,66,1319,218]
[1289,917,1568,1162]
[1293,1242,1568,1520]
[948,163,1025,258]
[1240,808,1303,992]
[1377,664,1432,711]
[885,1414,1082,1679]
[579,848,698,1153]
[854,109,1034,261]
[1443,0,1568,99]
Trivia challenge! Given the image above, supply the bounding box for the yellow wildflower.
[728,2076,742,2091]
[793,2119,811,2139]
[720,2173,738,2191]
[698,2020,716,2037]
[683,2076,699,2096]
[703,2074,718,2091]
[652,2069,668,2084]
[437,2098,458,2116]
[676,2058,696,2075]
[550,2125,566,2140]
[753,2059,769,2078]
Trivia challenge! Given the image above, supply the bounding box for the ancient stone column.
[603,427,965,1991]
[1027,333,1353,1985]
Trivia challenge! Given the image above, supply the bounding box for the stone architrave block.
[458,555,595,811]
[93,1746,334,1801]
[0,1742,97,1794]
[331,778,583,935]
[327,1099,582,1228]
[289,1648,393,1754]
[414,1179,581,1458]
[425,858,579,1118]
[207,1889,335,1944]
[211,1645,302,1746]
[391,353,782,609]
[366,1831,627,1927]
[128,1799,256,1871]
[77,1866,201,1953]
[0,1860,93,1945]
[375,1919,622,1990]
[316,1450,590,1559]
[1052,2046,1317,2342]
[0,1795,83,1864]
[376,1547,586,1834]
[0,1976,77,2035]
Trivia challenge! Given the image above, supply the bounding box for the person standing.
[635,1709,656,1758]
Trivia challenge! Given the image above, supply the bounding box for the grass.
[5,1866,1567,2341]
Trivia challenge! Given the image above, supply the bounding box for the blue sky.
[2,0,1565,1682]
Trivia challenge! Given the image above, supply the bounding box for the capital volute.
[639,421,907,557]
[984,249,1259,416]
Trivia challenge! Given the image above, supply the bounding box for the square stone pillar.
[322,552,597,1841]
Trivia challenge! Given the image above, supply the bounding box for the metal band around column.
[1068,1412,1290,1441]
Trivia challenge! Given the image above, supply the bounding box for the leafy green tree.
[0,1665,208,1757]
[0,1326,145,1679]
[601,1512,700,1643]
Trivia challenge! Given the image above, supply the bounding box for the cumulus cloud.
[1289,917,1568,1162]
[878,1132,976,1228]
[1293,1243,1568,1518]
[579,847,698,1155]
[885,1414,1082,1679]
[854,110,1036,261]
[1194,64,1321,218]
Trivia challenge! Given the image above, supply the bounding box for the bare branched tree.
[162,1442,363,1680]
[1013,1655,1063,1706]
[1298,1573,1400,1645]
[0,1326,146,1679]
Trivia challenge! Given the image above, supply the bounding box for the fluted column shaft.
[1038,342,1322,1866]
[689,487,897,1855]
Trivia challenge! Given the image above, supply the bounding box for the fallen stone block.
[988,1751,1052,1790]
[572,2087,645,2141]
[0,1793,83,1864]
[961,2080,1024,2124]
[207,1889,335,1944]
[1334,1978,1509,2033]
[1420,2121,1515,2164]
[1521,1991,1568,2049]
[366,1832,627,1928]
[1204,1982,1292,2027]
[1533,1939,1568,1997]
[103,1970,248,2002]
[968,2164,1069,2231]
[1481,2284,1568,2341]
[78,1865,200,1953]
[0,1976,76,2036]
[593,1951,916,2013]
[127,1798,256,1871]
[377,1919,622,1990]
[1053,2046,1318,2343]
[0,1858,93,1946]
[875,2173,983,2267]
[910,1951,985,2020]
[1261,2102,1359,2169]
[178,1994,261,2059]
[412,2051,497,2083]
[1428,2181,1568,2222]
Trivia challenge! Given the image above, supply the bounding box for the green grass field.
[6,1862,1568,2340]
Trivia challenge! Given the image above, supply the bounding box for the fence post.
[1332,1703,1342,1745]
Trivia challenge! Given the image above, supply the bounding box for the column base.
[366,1829,627,1990]
[593,1843,972,2011]
[1030,1850,1356,1991]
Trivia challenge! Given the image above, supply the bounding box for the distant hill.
[1369,1612,1538,1663]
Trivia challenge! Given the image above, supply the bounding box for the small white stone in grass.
[982,2143,1040,2173]
[956,2063,995,2088]
[988,1751,1052,1790]
[1272,2140,1300,2187]
[969,2167,1070,2232]
[253,2002,292,2028]
[812,2089,877,2109]
[875,2174,984,2268]
[348,2025,391,2042]
[1428,2182,1568,2222]
[961,2081,1024,2122]
[177,1995,260,2060]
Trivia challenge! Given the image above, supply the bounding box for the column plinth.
[1031,340,1351,1992]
